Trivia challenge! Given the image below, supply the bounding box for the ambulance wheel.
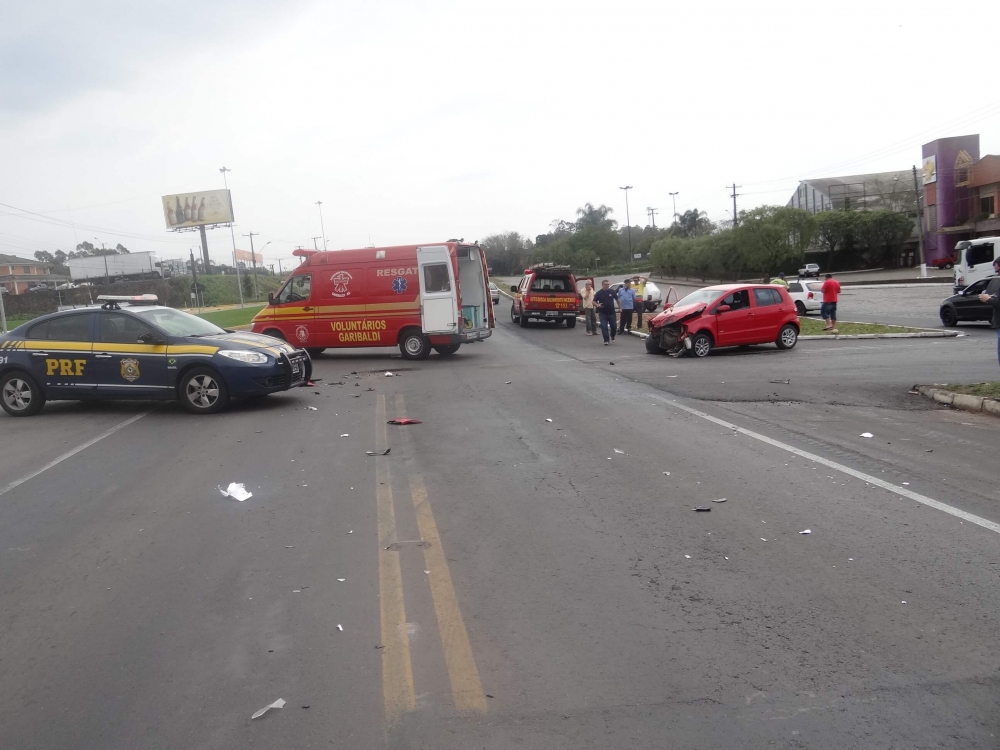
[518,310,529,327]
[399,330,431,360]
[179,366,229,414]
[565,317,576,328]
[433,344,461,356]
[306,348,326,357]
[0,370,45,417]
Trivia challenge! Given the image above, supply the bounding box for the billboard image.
[162,189,234,229]
[922,155,937,185]
[234,249,263,264]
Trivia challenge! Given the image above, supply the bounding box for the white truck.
[68,251,163,283]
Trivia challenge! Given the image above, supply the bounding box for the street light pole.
[316,201,327,250]
[220,166,245,308]
[669,191,679,222]
[620,186,633,264]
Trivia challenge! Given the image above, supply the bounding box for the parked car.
[930,254,957,270]
[939,277,999,326]
[798,263,821,278]
[645,284,800,357]
[786,279,823,315]
[510,265,580,327]
[27,283,51,292]
[489,282,500,304]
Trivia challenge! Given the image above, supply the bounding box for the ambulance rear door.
[416,245,459,334]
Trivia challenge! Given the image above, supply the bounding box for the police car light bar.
[96,295,159,303]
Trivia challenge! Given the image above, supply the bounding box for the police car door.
[93,312,169,397]
[416,245,458,334]
[23,313,97,397]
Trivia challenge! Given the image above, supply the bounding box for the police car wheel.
[0,371,45,417]
[399,331,431,360]
[179,367,229,414]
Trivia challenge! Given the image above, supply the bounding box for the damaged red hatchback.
[645,284,800,357]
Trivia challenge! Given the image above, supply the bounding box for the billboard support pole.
[0,284,8,334]
[219,168,244,308]
[199,225,211,276]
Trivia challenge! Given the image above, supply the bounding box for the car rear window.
[788,283,803,293]
[531,276,573,292]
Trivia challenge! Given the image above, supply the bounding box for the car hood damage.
[646,303,706,356]
[650,302,706,328]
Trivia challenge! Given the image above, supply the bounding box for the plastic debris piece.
[424,570,430,574]
[902,482,909,485]
[251,698,285,720]
[337,624,344,631]
[306,406,318,411]
[614,449,625,454]
[901,601,906,604]
[219,483,252,502]
[799,529,811,535]
[385,372,395,377]
[337,578,345,582]
[340,434,349,437]
[286,545,295,548]
[769,379,790,385]
[348,530,353,534]
[382,448,391,455]
[760,538,767,542]
[365,451,376,456]
[860,432,874,438]
[693,507,711,512]
[302,705,310,709]
[293,589,301,593]
[684,555,691,559]
[663,472,670,475]
[545,418,553,422]
[505,381,512,385]
[712,498,727,503]
[387,418,422,425]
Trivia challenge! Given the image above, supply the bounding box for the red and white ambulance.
[250,242,494,359]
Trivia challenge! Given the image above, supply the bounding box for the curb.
[914,385,1000,418]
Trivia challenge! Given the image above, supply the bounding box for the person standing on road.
[632,275,647,329]
[617,279,637,334]
[581,280,597,335]
[593,279,620,345]
[977,258,1000,366]
[821,273,841,333]
[770,272,789,288]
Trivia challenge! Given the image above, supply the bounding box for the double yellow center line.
[375,394,486,724]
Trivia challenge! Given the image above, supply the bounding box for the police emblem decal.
[392,276,407,294]
[120,358,140,382]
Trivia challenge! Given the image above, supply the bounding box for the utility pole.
[0,281,7,333]
[277,258,285,274]
[620,186,633,264]
[242,231,260,299]
[220,166,245,308]
[669,191,679,222]
[310,236,322,251]
[912,165,928,278]
[729,183,742,227]
[647,207,658,228]
[189,249,201,311]
[315,201,327,250]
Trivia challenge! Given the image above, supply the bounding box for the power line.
[0,203,188,245]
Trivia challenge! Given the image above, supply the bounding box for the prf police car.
[0,295,310,417]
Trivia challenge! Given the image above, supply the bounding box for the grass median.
[938,382,1000,399]
[196,304,265,328]
[798,318,922,335]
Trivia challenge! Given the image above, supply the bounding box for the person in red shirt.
[820,273,841,333]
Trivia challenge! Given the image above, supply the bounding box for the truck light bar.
[96,294,158,309]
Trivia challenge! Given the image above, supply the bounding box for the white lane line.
[0,410,153,498]
[663,399,1000,535]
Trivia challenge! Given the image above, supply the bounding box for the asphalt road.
[2,316,999,749]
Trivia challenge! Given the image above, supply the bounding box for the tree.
[736,206,816,279]
[68,241,129,259]
[854,210,915,265]
[814,211,857,271]
[481,231,533,275]
[864,175,917,214]
[574,203,616,231]
[668,209,714,238]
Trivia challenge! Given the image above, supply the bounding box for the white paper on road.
[251,698,285,720]
[860,432,874,438]
[306,406,318,411]
[385,371,395,377]
[712,498,727,503]
[340,434,349,437]
[545,418,553,422]
[219,483,252,502]
[337,624,344,631]
[800,529,812,534]
[614,449,624,454]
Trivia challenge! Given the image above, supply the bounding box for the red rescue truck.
[250,242,494,360]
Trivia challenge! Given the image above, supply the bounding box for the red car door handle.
[303,306,314,311]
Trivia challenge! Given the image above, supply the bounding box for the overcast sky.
[2,0,999,269]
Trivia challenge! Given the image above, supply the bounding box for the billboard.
[922,155,937,185]
[234,249,263,264]
[162,189,234,229]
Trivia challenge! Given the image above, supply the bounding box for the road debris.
[306,406,318,411]
[760,538,767,542]
[545,418,553,422]
[340,433,350,437]
[684,555,691,559]
[693,507,711,512]
[712,498,727,503]
[385,372,395,377]
[769,379,791,385]
[860,432,874,438]
[663,472,670,475]
[286,545,295,548]
[505,381,512,384]
[382,448,391,455]
[799,529,811,535]
[251,698,285,720]
[365,451,376,456]
[219,483,252,502]
[614,449,625,454]
[337,578,345,582]
[337,624,344,631]
[293,589,301,593]
[348,530,353,534]
[387,418,422,425]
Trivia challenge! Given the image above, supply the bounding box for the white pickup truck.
[798,263,821,278]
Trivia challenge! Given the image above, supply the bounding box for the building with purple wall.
[921,134,980,263]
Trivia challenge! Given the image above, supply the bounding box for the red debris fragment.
[386,418,422,425]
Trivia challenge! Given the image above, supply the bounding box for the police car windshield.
[133,308,226,337]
